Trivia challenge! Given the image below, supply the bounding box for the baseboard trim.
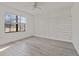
[0,35,72,46]
[0,35,33,46]
[34,34,72,43]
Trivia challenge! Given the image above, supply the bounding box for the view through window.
[5,13,26,33]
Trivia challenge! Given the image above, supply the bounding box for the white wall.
[34,7,72,42]
[71,3,79,54]
[0,3,73,45]
[0,5,34,45]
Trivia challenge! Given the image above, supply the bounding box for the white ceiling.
[1,2,73,7]
[0,2,73,15]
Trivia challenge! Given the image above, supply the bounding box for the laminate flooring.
[0,36,78,56]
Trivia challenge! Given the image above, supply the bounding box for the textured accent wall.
[55,8,72,42]
[34,7,72,42]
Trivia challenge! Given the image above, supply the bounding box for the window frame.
[4,13,27,33]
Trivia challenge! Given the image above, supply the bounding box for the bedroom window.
[4,13,26,33]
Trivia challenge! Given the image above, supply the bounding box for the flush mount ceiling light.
[32,2,41,10]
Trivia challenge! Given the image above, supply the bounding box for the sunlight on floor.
[0,46,11,52]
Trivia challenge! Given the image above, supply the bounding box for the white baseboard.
[34,34,72,43]
[0,35,33,46]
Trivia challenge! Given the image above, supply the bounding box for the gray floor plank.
[0,36,78,56]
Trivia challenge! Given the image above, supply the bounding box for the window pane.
[21,16,26,24]
[5,24,10,32]
[5,14,11,24]
[5,13,11,32]
[5,13,16,32]
[20,16,26,31]
[18,16,21,31]
[10,14,16,32]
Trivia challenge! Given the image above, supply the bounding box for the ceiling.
[0,2,73,15]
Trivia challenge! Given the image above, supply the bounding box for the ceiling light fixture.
[32,2,41,10]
